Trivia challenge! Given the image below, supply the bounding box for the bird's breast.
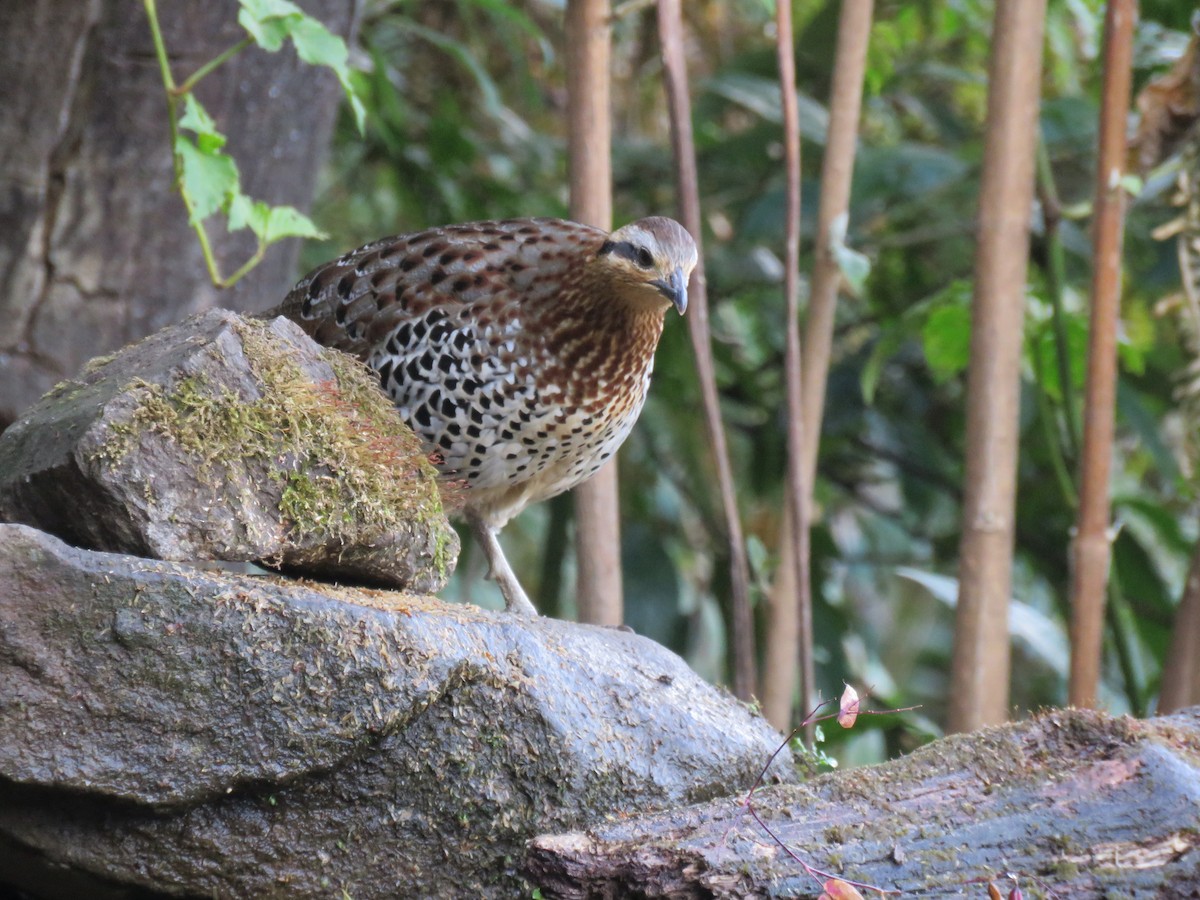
[370,301,660,507]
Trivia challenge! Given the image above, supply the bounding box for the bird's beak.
[653,268,689,315]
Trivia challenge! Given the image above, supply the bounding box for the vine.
[142,0,365,288]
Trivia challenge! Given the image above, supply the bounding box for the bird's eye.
[635,246,654,269]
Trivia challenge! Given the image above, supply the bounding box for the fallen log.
[525,707,1200,898]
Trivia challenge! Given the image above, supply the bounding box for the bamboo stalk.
[763,0,875,730]
[1159,542,1200,713]
[1068,0,1136,709]
[774,0,814,732]
[800,0,874,494]
[947,0,1047,734]
[656,0,756,699]
[566,0,623,626]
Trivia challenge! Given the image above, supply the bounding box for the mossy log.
[525,707,1200,898]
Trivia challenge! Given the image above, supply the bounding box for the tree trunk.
[0,0,356,427]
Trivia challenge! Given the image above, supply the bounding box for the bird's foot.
[497,578,538,616]
[469,516,538,616]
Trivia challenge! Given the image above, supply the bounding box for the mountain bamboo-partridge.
[265,216,697,614]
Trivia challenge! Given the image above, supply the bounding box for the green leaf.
[1031,314,1087,401]
[1119,173,1143,197]
[227,193,269,234]
[175,136,239,224]
[228,194,325,244]
[828,212,870,298]
[177,96,227,153]
[344,92,367,135]
[862,280,974,401]
[290,16,364,132]
[896,567,1069,678]
[703,72,829,142]
[833,243,871,298]
[240,0,304,16]
[860,327,905,405]
[263,205,326,243]
[288,14,346,68]
[237,0,303,51]
[921,304,972,383]
[237,0,365,132]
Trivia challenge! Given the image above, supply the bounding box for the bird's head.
[594,217,698,315]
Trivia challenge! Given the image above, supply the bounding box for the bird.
[264,216,698,615]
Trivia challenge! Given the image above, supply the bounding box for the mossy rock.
[0,308,457,592]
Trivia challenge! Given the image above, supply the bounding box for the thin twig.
[176,37,254,95]
[656,0,756,701]
[742,695,917,897]
[764,0,875,732]
[1036,134,1082,460]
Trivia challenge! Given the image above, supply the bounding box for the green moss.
[431,524,456,582]
[280,471,353,534]
[92,316,447,547]
[1048,833,1077,854]
[1052,859,1080,880]
[824,824,848,844]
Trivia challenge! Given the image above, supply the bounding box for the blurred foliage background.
[303,0,1196,764]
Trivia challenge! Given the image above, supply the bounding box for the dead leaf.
[838,684,860,729]
[1133,30,1200,172]
[819,878,865,900]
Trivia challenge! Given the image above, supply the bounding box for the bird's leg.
[468,516,538,616]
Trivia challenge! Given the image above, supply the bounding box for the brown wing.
[265,217,606,360]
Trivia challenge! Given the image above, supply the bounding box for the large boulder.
[0,309,456,592]
[0,524,793,898]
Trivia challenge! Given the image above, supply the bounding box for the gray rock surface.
[0,524,793,898]
[0,308,456,593]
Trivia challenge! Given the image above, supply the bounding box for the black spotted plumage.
[263,216,697,614]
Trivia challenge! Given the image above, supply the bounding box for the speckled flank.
[268,216,697,536]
